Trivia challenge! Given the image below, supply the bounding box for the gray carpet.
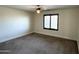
[0,33,78,54]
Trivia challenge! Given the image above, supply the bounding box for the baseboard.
[34,32,76,41]
[0,32,33,43]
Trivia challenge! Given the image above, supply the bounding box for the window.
[43,14,59,31]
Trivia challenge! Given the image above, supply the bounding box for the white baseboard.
[0,32,33,43]
[34,31,74,40]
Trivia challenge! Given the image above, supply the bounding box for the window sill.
[43,28,58,31]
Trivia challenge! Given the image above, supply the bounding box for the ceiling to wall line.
[1,5,79,12]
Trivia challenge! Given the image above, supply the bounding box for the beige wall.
[77,11,79,51]
[0,7,34,42]
[0,6,79,50]
[34,8,79,40]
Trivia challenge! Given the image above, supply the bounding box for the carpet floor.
[0,33,78,54]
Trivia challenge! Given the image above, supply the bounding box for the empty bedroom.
[0,5,79,54]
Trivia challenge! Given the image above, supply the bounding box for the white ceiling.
[2,5,79,12]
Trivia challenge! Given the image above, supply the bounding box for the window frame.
[43,14,59,31]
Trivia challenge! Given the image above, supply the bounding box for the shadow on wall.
[0,7,31,43]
